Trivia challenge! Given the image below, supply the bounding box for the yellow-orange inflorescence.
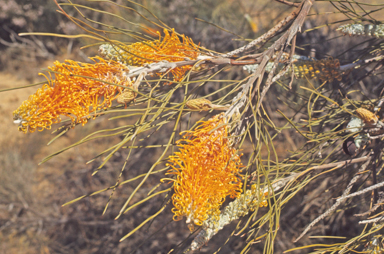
[167,114,243,227]
[99,29,200,81]
[13,57,131,133]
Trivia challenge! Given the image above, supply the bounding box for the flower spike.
[99,29,200,81]
[166,113,244,228]
[13,57,131,133]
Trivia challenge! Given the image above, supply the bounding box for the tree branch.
[295,156,372,242]
[221,0,309,58]
[275,0,300,7]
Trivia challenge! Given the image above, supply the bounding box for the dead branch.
[309,155,373,171]
[354,192,384,217]
[221,0,309,58]
[358,216,384,224]
[125,56,263,78]
[275,0,300,7]
[340,56,384,72]
[295,156,372,242]
[342,181,384,202]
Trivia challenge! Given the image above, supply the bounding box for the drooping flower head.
[13,57,131,133]
[99,29,200,81]
[166,113,244,227]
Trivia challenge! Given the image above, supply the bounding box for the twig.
[354,192,384,217]
[369,133,384,139]
[221,0,307,58]
[271,64,291,83]
[224,54,271,120]
[125,56,263,78]
[359,216,384,224]
[340,181,384,201]
[255,46,286,112]
[339,56,384,72]
[295,156,372,242]
[288,34,297,89]
[275,0,300,7]
[224,0,313,146]
[308,155,372,171]
[254,0,313,113]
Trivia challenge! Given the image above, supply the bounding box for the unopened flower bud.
[117,89,136,105]
[355,108,378,124]
[186,98,212,111]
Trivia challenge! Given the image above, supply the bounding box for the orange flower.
[99,29,200,81]
[166,114,243,227]
[13,57,131,133]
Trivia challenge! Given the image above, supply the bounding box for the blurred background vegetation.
[1,0,384,253]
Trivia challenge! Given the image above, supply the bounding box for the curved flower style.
[13,57,131,133]
[99,29,200,81]
[166,114,243,227]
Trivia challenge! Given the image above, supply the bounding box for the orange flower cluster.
[167,114,243,226]
[13,57,131,133]
[99,29,200,81]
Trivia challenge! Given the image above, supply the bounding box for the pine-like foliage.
[3,0,384,253]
